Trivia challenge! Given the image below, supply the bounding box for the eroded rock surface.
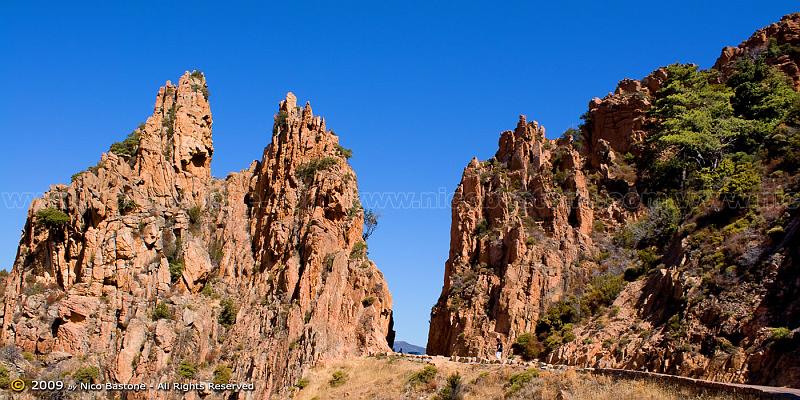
[0,74,393,399]
[429,13,800,388]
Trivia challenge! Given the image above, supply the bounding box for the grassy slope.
[291,356,754,400]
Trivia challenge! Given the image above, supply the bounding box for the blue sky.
[0,1,797,347]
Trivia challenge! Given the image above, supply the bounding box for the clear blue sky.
[1,1,796,347]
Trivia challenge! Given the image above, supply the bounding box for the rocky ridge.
[428,13,800,387]
[0,74,393,398]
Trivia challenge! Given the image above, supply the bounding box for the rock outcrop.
[429,13,800,388]
[0,74,393,398]
[427,116,600,358]
[715,13,800,89]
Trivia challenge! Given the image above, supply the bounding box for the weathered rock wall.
[0,75,393,399]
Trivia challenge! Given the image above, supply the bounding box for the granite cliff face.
[0,74,393,398]
[715,13,800,89]
[427,118,597,358]
[429,13,800,387]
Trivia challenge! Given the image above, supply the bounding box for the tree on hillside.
[647,64,742,187]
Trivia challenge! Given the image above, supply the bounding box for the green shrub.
[187,206,203,226]
[593,220,606,232]
[73,366,100,384]
[201,283,216,297]
[109,129,141,158]
[296,157,338,181]
[475,219,489,236]
[769,327,792,341]
[0,366,9,389]
[717,337,736,353]
[169,259,184,283]
[349,241,367,260]
[667,314,684,337]
[361,296,376,307]
[36,208,70,229]
[152,302,171,320]
[505,369,538,396]
[536,299,581,335]
[118,194,137,214]
[335,144,353,159]
[295,378,310,390]
[511,333,543,361]
[618,199,680,249]
[347,200,363,218]
[219,298,237,327]
[212,365,232,384]
[407,364,437,386]
[581,274,625,315]
[767,226,785,237]
[276,111,289,127]
[434,373,464,400]
[189,71,209,99]
[329,370,348,387]
[177,360,197,379]
[718,155,762,206]
[324,253,336,272]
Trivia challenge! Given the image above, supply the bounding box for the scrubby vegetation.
[177,360,197,379]
[335,144,353,159]
[169,259,184,283]
[433,372,464,400]
[512,273,626,359]
[505,369,539,396]
[407,364,438,387]
[296,356,751,399]
[218,298,237,327]
[295,377,310,390]
[0,365,10,389]
[361,296,376,307]
[213,365,232,384]
[35,207,70,229]
[118,193,137,214]
[329,370,348,387]
[152,302,171,320]
[511,333,544,361]
[296,157,338,181]
[109,128,141,158]
[187,205,203,227]
[349,241,367,260]
[73,366,100,384]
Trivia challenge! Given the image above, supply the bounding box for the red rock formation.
[427,116,598,358]
[0,74,393,398]
[583,71,666,170]
[430,13,800,388]
[714,13,800,89]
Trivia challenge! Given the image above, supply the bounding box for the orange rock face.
[427,116,598,358]
[714,13,800,89]
[0,74,393,398]
[430,13,800,388]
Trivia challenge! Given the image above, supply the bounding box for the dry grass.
[291,356,755,400]
[508,369,752,400]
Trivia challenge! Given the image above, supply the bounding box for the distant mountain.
[393,340,425,355]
